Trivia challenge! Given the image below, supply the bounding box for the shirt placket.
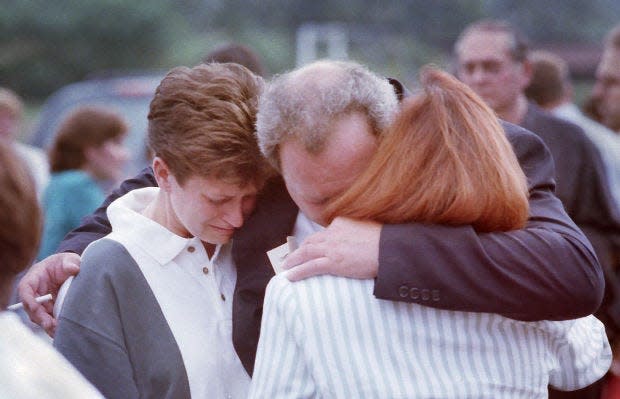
[184,241,241,398]
[183,240,226,319]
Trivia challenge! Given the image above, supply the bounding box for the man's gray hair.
[256,60,399,169]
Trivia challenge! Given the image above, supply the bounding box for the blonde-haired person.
[0,141,103,398]
[249,68,611,398]
[0,87,49,198]
[38,106,129,259]
[53,63,273,399]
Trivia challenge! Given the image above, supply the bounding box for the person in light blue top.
[39,171,106,259]
[38,106,128,260]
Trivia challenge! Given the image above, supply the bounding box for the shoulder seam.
[57,316,127,353]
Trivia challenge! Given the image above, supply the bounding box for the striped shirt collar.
[292,211,325,244]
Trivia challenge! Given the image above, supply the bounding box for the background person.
[0,141,103,399]
[202,42,267,77]
[0,87,51,313]
[591,24,620,134]
[452,20,617,242]
[53,63,272,399]
[453,21,620,398]
[38,106,129,260]
[0,87,49,198]
[249,67,611,399]
[525,49,620,265]
[525,50,620,203]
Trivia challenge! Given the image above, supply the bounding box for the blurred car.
[29,73,164,183]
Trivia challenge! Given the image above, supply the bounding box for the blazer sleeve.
[248,276,317,398]
[57,167,157,255]
[374,123,604,321]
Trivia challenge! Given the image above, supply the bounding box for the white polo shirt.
[107,187,249,399]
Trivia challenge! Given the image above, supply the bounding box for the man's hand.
[282,217,381,281]
[17,252,81,337]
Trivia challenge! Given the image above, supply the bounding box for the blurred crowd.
[1,20,620,399]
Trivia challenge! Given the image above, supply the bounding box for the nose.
[223,201,245,228]
[459,66,484,89]
[469,66,488,85]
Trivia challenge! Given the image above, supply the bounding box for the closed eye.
[206,196,231,205]
[310,197,331,206]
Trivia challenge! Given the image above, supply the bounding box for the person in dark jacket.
[454,18,620,398]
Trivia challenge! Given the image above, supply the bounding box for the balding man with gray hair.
[258,60,398,167]
[256,60,398,226]
[19,59,603,379]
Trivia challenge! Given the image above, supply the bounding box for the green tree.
[1,0,188,99]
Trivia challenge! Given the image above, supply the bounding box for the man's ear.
[152,156,172,191]
[83,145,99,165]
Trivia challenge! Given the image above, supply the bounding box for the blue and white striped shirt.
[249,274,611,399]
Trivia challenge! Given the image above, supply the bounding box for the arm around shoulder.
[19,168,158,335]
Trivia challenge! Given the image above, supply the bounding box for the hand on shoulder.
[282,217,381,282]
[17,252,81,337]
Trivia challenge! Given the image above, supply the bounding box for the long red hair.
[326,67,529,232]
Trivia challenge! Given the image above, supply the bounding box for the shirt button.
[221,293,226,301]
[188,246,195,253]
[202,266,209,274]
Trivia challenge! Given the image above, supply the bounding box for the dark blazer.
[522,103,620,348]
[522,103,620,268]
[59,121,604,375]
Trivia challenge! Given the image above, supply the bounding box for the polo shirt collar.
[107,187,203,265]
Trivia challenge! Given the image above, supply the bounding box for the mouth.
[210,225,236,235]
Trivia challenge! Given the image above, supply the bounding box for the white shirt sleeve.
[248,275,318,398]
[546,315,611,390]
[0,312,104,399]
